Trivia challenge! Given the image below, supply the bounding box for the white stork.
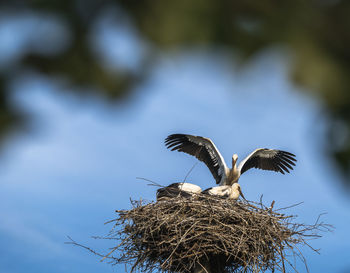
[202,183,246,200]
[156,182,202,201]
[165,134,297,186]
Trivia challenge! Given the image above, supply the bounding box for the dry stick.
[160,220,199,268]
[65,236,105,259]
[275,201,304,211]
[136,177,163,188]
[183,162,198,182]
[278,242,286,273]
[194,259,210,273]
[100,243,121,262]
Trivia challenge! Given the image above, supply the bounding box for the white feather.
[178,183,202,194]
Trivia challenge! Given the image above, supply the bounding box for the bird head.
[232,154,238,166]
[233,183,246,200]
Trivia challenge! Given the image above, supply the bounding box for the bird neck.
[227,166,239,185]
[232,161,237,171]
[231,160,238,173]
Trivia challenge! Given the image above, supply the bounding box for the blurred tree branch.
[0,0,350,185]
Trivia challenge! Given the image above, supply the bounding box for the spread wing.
[165,134,228,184]
[237,148,297,175]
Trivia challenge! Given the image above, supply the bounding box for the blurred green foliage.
[1,0,350,184]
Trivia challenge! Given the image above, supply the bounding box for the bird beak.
[239,187,246,201]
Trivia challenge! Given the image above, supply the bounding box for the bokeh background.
[1,1,350,272]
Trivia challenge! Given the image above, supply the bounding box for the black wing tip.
[165,134,188,144]
[157,186,193,200]
[278,158,296,172]
[202,187,213,194]
[271,150,297,174]
[164,134,188,149]
[279,150,297,159]
[165,133,187,140]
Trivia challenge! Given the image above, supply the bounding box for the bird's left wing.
[165,134,228,184]
[237,148,296,175]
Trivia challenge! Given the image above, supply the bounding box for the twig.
[183,162,198,182]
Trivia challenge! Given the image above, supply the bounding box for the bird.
[156,182,202,201]
[164,134,297,186]
[202,183,246,200]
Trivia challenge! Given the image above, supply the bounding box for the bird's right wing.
[237,148,296,175]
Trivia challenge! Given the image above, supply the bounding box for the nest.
[68,194,331,273]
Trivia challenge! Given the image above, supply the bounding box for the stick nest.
[71,195,331,273]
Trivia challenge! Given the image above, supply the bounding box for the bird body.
[156,182,202,201]
[202,183,245,200]
[165,134,296,187]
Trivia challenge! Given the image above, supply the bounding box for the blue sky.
[1,11,350,273]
